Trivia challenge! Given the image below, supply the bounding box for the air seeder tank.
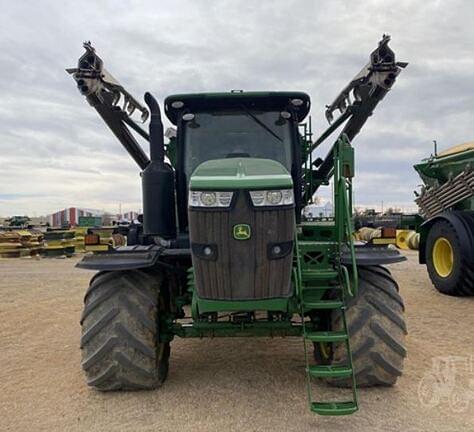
[414,142,474,296]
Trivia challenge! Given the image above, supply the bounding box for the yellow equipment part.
[0,247,25,253]
[432,237,454,278]
[437,141,474,157]
[0,242,23,248]
[85,244,110,252]
[74,241,86,253]
[73,227,89,234]
[72,227,87,253]
[44,239,66,249]
[372,238,396,245]
[0,247,30,256]
[15,230,33,245]
[396,230,411,250]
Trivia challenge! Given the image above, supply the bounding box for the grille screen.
[188,191,294,300]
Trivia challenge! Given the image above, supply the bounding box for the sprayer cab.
[164,91,311,230]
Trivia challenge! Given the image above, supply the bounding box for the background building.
[48,208,102,227]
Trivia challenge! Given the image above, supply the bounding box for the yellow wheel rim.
[432,237,454,278]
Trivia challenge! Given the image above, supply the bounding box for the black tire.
[80,270,170,391]
[314,265,407,387]
[425,218,474,296]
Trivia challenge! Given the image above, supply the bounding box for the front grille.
[188,190,295,300]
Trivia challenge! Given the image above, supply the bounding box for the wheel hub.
[432,237,454,278]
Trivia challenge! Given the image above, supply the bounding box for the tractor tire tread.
[316,265,407,388]
[80,270,169,391]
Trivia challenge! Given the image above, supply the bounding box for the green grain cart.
[68,36,408,416]
[414,143,474,295]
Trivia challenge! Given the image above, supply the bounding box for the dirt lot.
[1,251,473,432]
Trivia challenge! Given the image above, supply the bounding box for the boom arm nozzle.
[67,42,149,123]
[324,34,407,127]
[67,42,151,170]
[308,35,407,196]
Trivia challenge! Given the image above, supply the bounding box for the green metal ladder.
[296,132,360,415]
[296,134,360,415]
[296,240,358,415]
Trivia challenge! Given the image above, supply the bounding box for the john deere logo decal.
[233,224,251,240]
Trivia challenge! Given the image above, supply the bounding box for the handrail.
[334,135,358,297]
[341,177,358,297]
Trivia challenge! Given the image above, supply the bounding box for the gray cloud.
[0,0,473,215]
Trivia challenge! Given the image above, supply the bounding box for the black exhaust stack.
[142,92,176,239]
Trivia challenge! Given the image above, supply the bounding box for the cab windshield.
[183,110,292,179]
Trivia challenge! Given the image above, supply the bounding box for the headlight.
[189,190,234,208]
[250,189,294,206]
[266,190,283,205]
[201,192,216,206]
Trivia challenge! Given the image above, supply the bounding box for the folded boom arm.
[307,35,407,196]
[66,42,151,170]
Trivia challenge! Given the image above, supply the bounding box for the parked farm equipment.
[414,142,474,295]
[68,35,407,415]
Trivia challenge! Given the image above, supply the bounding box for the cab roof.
[164,91,311,125]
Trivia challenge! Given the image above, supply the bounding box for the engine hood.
[189,157,293,190]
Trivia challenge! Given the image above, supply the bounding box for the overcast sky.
[1,0,473,216]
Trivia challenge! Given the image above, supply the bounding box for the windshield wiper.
[240,105,283,142]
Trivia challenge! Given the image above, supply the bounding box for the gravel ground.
[1,251,473,432]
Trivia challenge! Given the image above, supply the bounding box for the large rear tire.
[425,218,474,296]
[80,270,170,391]
[314,266,407,387]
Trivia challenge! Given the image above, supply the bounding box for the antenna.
[433,140,438,157]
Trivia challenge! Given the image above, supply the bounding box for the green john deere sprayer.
[414,143,474,296]
[68,36,408,416]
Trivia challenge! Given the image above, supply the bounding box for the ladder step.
[305,331,348,343]
[308,365,353,378]
[303,300,343,309]
[310,401,358,416]
[302,284,341,291]
[298,241,335,246]
[302,269,338,280]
